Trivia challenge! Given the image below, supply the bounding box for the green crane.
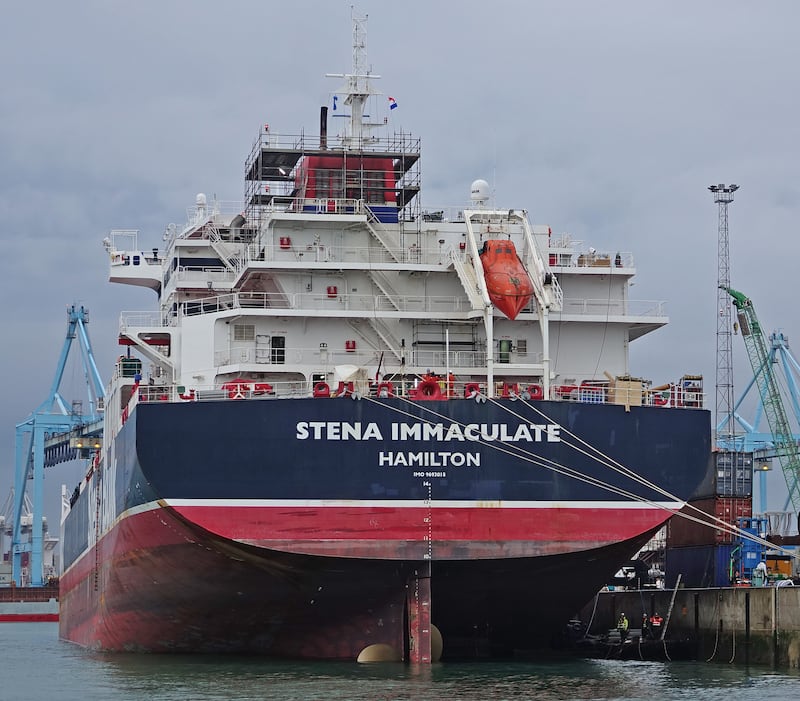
[722,286,800,514]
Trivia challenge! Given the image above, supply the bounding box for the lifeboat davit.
[479,240,535,320]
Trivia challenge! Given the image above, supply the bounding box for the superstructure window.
[516,339,527,356]
[271,336,286,363]
[233,324,256,342]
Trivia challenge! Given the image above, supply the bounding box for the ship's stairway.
[205,222,242,274]
[551,275,563,310]
[367,270,402,311]
[364,207,402,262]
[367,318,403,360]
[449,249,485,310]
[349,319,403,362]
[118,327,175,381]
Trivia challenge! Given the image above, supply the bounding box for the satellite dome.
[196,193,207,207]
[470,179,490,205]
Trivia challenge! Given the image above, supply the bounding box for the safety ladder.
[660,573,682,641]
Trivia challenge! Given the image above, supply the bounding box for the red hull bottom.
[60,506,662,659]
[60,507,406,658]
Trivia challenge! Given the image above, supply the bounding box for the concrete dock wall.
[578,587,800,668]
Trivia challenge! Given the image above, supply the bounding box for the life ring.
[526,384,544,400]
[463,382,481,398]
[376,381,394,398]
[416,379,443,400]
[313,382,331,398]
[179,389,196,401]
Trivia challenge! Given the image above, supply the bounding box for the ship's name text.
[295,421,560,442]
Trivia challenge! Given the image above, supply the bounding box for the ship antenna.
[326,10,382,148]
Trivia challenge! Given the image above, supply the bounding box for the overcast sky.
[2,1,799,527]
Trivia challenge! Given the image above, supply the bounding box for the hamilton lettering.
[378,452,481,467]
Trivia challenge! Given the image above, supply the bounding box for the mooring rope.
[357,390,798,558]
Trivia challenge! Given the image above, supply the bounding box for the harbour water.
[3,623,799,701]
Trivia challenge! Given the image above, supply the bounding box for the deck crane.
[722,287,800,527]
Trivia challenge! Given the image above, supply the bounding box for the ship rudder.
[407,563,433,663]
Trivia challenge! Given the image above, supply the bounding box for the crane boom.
[722,286,800,513]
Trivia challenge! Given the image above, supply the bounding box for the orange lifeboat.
[479,240,534,320]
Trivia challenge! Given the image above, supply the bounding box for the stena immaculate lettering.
[296,421,384,440]
[296,421,560,443]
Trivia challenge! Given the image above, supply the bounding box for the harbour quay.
[577,586,800,667]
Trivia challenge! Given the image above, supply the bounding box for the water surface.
[2,623,798,701]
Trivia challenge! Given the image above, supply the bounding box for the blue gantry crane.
[719,288,800,520]
[12,305,105,585]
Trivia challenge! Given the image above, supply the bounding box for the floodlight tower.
[709,183,739,443]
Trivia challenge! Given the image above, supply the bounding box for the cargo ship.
[59,16,711,660]
[0,586,59,623]
[1,494,59,622]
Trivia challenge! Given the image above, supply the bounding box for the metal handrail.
[119,375,704,409]
[119,294,666,329]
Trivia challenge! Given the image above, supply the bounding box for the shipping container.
[666,496,752,547]
[665,544,737,588]
[693,451,753,499]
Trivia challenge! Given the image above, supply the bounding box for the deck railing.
[118,293,666,332]
[118,373,704,410]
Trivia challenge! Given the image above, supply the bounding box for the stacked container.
[665,451,753,587]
